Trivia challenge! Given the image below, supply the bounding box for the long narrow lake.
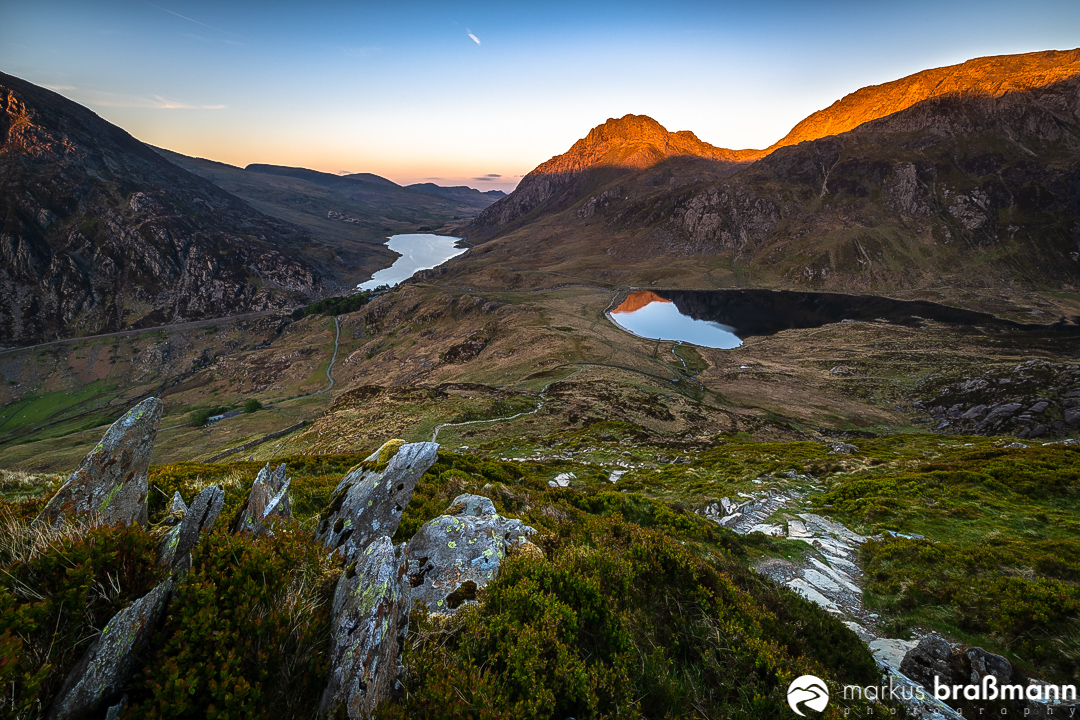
[608,289,1078,349]
[357,233,466,291]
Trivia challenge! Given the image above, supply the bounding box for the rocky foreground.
[22,398,542,719]
[5,397,1077,719]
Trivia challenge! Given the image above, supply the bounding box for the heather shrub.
[381,514,886,719]
[0,522,162,719]
[123,523,334,719]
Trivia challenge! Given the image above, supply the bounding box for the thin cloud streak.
[466,29,481,45]
[141,1,244,41]
[73,89,226,110]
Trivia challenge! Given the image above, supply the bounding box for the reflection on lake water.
[608,291,743,349]
[607,288,1077,349]
[357,234,466,291]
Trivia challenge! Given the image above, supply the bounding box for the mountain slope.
[766,48,1080,152]
[451,50,1080,295]
[0,72,326,346]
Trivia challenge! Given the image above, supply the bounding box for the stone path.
[700,480,964,720]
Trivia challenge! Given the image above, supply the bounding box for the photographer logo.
[788,675,830,716]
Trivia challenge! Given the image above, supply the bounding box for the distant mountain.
[455,49,1080,293]
[406,182,505,205]
[466,114,755,240]
[155,155,506,288]
[0,72,326,346]
[246,164,502,213]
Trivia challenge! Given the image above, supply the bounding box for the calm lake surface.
[609,291,742,349]
[357,234,466,291]
[608,289,1077,349]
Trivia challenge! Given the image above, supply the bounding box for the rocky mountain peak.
[536,113,751,176]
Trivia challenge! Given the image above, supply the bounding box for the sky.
[3,0,1079,192]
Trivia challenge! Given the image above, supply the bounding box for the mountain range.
[461,48,1080,295]
[0,74,502,346]
[4,48,1080,347]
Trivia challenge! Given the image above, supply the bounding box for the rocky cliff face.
[656,72,1080,288]
[0,73,325,346]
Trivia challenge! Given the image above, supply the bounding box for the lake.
[357,233,466,291]
[608,291,743,348]
[608,289,1078,349]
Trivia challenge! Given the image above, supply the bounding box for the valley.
[3,45,1080,720]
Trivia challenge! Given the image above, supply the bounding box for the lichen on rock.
[407,493,537,613]
[33,397,163,530]
[159,485,224,568]
[232,462,291,535]
[319,536,409,719]
[315,441,438,556]
[46,575,175,720]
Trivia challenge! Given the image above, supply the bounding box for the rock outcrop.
[46,576,175,720]
[912,361,1080,438]
[407,494,537,613]
[319,536,410,719]
[232,462,291,535]
[33,398,162,529]
[315,441,439,555]
[159,485,224,568]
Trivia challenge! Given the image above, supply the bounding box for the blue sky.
[3,0,1079,191]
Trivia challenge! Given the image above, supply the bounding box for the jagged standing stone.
[315,442,439,556]
[232,462,291,535]
[407,494,536,613]
[159,485,225,568]
[33,397,163,529]
[319,536,409,719]
[167,491,187,517]
[46,575,175,720]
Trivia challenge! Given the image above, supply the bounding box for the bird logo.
[787,675,830,716]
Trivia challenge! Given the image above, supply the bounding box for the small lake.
[608,289,1078,349]
[357,233,466,291]
[609,291,742,349]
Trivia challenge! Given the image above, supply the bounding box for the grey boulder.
[46,575,175,720]
[232,462,292,535]
[315,442,439,556]
[407,494,536,614]
[159,485,225,568]
[900,633,965,690]
[319,536,409,719]
[34,397,163,529]
[966,647,1012,685]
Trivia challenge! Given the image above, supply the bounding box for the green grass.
[815,442,1080,683]
[0,381,116,436]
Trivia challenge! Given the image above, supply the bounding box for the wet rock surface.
[319,536,409,719]
[232,462,291,535]
[315,441,439,555]
[159,485,224,568]
[46,575,175,720]
[33,398,162,530]
[407,493,537,613]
